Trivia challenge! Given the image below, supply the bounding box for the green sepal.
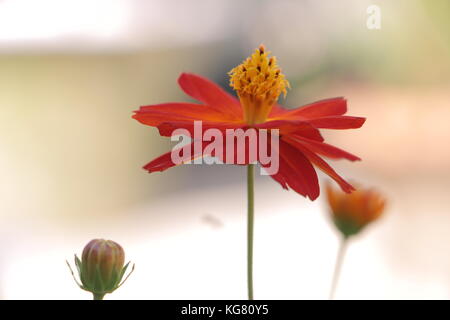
[74,255,82,276]
[116,262,135,289]
[80,256,89,288]
[118,262,130,283]
[333,217,363,238]
[74,255,88,290]
[66,259,84,289]
[93,264,105,294]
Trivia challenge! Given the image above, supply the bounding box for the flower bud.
[326,183,386,238]
[67,239,134,300]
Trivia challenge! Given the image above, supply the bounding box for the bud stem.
[93,293,105,300]
[329,236,349,300]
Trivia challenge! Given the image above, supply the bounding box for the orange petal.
[143,141,209,173]
[255,119,324,141]
[178,73,243,120]
[274,97,347,120]
[157,120,245,137]
[289,136,361,161]
[326,183,343,213]
[266,140,319,200]
[133,102,235,127]
[268,103,289,118]
[307,116,366,129]
[284,137,354,193]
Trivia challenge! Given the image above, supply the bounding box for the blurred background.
[0,0,449,299]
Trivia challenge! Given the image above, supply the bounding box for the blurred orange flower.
[326,183,386,237]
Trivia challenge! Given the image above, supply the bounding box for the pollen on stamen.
[228,45,290,101]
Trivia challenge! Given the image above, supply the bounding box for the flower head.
[133,46,366,200]
[67,239,134,300]
[229,45,290,124]
[326,183,386,237]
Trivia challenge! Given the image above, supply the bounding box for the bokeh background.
[1,0,449,299]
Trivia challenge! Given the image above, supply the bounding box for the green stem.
[247,164,255,300]
[93,293,105,300]
[329,236,349,300]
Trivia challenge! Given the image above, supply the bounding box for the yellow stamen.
[229,45,290,124]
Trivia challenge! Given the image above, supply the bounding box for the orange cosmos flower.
[133,45,365,200]
[326,183,386,237]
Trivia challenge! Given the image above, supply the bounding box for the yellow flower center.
[229,45,290,125]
